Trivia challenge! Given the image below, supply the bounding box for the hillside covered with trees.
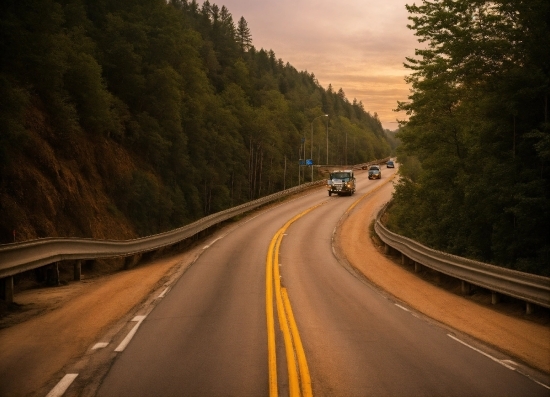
[389,0,549,276]
[0,0,392,243]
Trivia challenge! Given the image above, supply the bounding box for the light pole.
[326,116,329,165]
[311,114,328,180]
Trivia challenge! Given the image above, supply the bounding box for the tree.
[391,0,550,275]
[236,16,252,52]
[0,0,393,243]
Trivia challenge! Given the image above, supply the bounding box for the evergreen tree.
[237,16,252,52]
[390,0,550,275]
[0,0,393,243]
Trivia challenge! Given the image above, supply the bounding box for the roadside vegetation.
[0,0,392,242]
[388,0,550,276]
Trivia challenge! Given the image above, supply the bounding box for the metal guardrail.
[0,180,325,280]
[374,203,550,309]
[315,157,391,171]
[0,156,391,301]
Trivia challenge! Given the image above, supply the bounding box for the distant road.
[94,166,547,396]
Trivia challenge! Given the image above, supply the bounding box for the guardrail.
[0,180,328,302]
[0,157,394,303]
[316,157,391,171]
[374,203,550,313]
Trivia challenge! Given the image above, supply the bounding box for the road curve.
[91,167,547,396]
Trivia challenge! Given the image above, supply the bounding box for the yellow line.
[266,204,323,397]
[282,287,313,397]
[273,230,300,397]
[265,171,397,395]
[266,234,278,397]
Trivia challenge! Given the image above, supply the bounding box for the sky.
[205,0,420,130]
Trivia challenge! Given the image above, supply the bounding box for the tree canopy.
[390,0,550,276]
[0,0,392,241]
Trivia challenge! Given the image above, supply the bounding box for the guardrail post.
[491,291,500,305]
[414,262,421,273]
[124,254,141,270]
[401,253,408,266]
[74,260,81,281]
[384,243,391,255]
[526,302,534,315]
[1,276,14,303]
[461,281,472,295]
[47,263,60,286]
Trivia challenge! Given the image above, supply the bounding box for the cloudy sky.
[206,0,420,130]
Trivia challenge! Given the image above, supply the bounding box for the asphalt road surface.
[93,167,548,396]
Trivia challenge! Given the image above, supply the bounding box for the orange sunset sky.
[202,0,419,130]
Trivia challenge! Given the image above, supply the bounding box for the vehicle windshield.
[369,167,379,171]
[331,172,351,180]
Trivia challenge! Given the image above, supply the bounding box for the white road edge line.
[447,334,516,370]
[115,315,147,352]
[92,342,109,350]
[203,236,223,249]
[45,373,78,397]
[529,377,550,390]
[395,303,410,312]
[449,335,550,390]
[158,287,169,298]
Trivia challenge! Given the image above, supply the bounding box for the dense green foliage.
[390,0,550,276]
[0,0,391,239]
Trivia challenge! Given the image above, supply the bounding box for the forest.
[389,0,549,276]
[0,0,393,242]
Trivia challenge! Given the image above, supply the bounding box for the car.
[386,160,395,168]
[368,165,381,179]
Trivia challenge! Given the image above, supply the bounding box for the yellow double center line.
[266,204,323,397]
[266,173,396,395]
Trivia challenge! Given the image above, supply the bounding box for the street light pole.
[326,116,329,165]
[311,114,328,180]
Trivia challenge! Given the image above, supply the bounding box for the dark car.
[386,160,395,168]
[368,165,381,179]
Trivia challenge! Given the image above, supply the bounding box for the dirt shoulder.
[335,179,550,376]
[0,246,205,397]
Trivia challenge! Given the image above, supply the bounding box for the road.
[91,167,548,397]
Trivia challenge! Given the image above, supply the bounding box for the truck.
[327,170,356,196]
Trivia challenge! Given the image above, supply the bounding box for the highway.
[92,166,548,396]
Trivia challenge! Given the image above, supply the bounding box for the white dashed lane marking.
[45,373,78,397]
[92,342,109,350]
[115,315,147,352]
